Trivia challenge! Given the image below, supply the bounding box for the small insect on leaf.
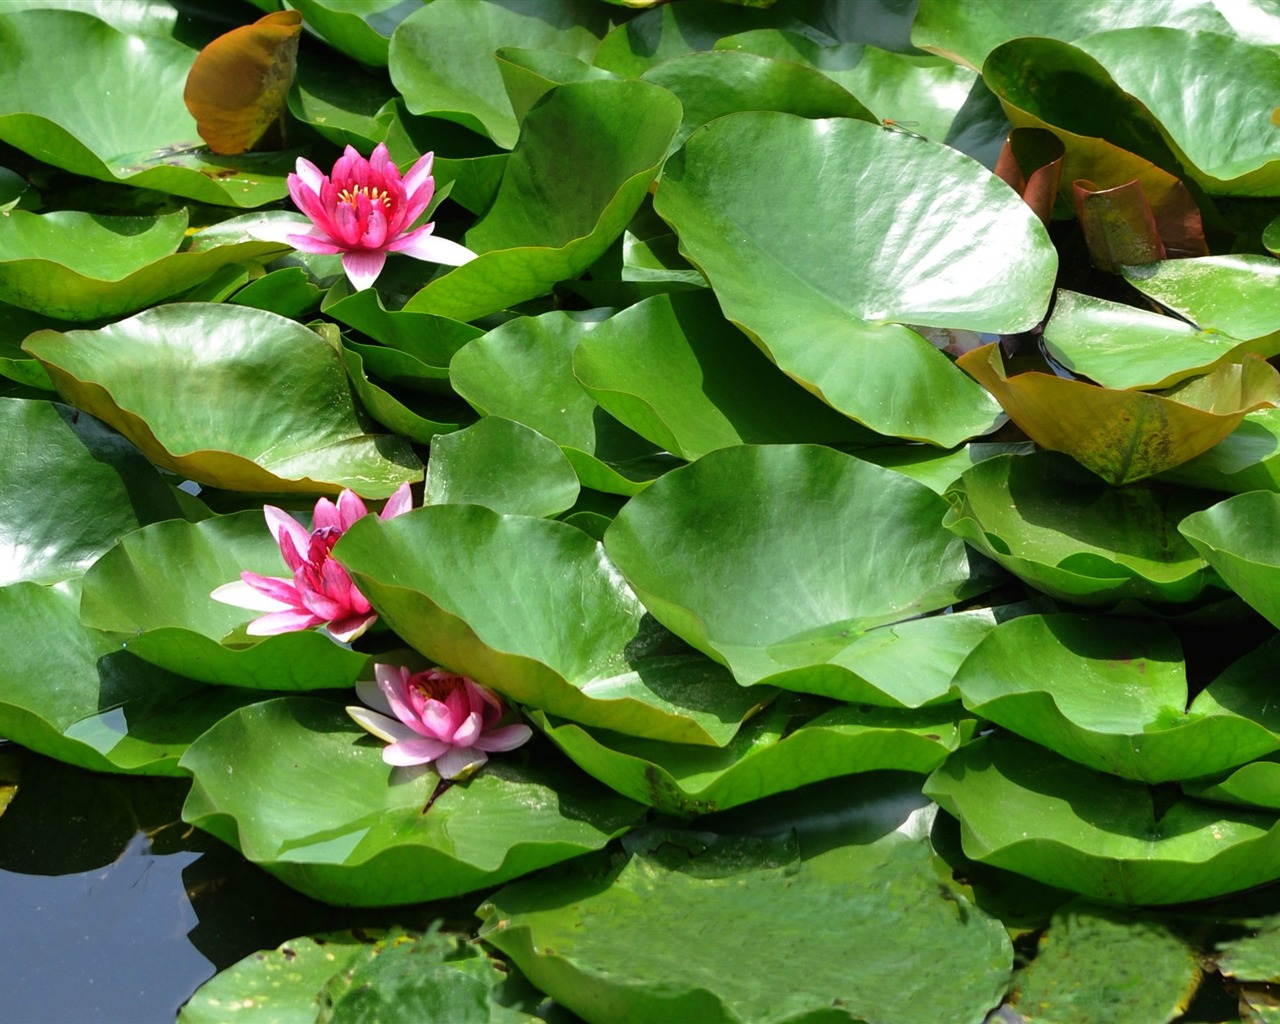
[183,10,303,155]
[881,119,927,140]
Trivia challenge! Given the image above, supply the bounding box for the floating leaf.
[1180,491,1280,630]
[183,10,301,155]
[942,451,1221,605]
[958,343,1280,485]
[1121,256,1280,346]
[180,697,642,906]
[653,111,1054,444]
[23,303,421,496]
[926,735,1280,905]
[604,444,1000,700]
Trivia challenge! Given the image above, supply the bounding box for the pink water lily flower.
[347,665,533,780]
[211,482,412,643]
[286,143,476,291]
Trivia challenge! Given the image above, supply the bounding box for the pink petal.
[246,608,323,636]
[332,202,364,247]
[360,203,390,250]
[286,231,344,255]
[369,142,392,176]
[211,578,294,613]
[311,496,341,531]
[475,723,533,752]
[376,665,424,728]
[335,489,369,531]
[388,226,477,266]
[434,746,488,780]
[355,678,394,717]
[238,572,304,607]
[384,736,451,767]
[418,698,459,739]
[293,156,326,194]
[342,250,388,291]
[263,506,311,554]
[401,151,435,202]
[379,482,413,520]
[451,710,484,747]
[326,611,378,643]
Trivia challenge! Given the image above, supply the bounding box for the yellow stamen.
[338,185,392,208]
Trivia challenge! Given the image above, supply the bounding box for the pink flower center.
[411,672,462,704]
[338,184,392,209]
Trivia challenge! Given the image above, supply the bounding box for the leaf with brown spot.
[183,10,302,155]
[958,343,1280,485]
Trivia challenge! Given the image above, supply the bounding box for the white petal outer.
[342,249,387,291]
[476,723,534,752]
[346,706,417,746]
[379,482,413,520]
[248,216,314,245]
[246,608,322,635]
[294,156,326,193]
[388,229,478,266]
[354,677,394,716]
[326,612,377,643]
[288,232,344,255]
[210,579,292,613]
[435,745,488,780]
[385,736,451,767]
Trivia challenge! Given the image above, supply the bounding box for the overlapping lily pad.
[1122,256,1280,346]
[532,697,974,817]
[22,303,421,496]
[926,735,1280,905]
[180,697,643,906]
[958,343,1280,484]
[0,398,185,586]
[1180,491,1280,629]
[78,512,371,691]
[405,80,681,321]
[653,110,1054,444]
[336,505,767,744]
[478,829,1013,1024]
[0,580,266,776]
[942,451,1221,605]
[0,9,294,206]
[449,310,675,495]
[951,614,1280,782]
[604,444,1000,700]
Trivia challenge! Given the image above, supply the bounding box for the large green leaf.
[1075,28,1280,195]
[1159,407,1280,495]
[0,581,265,776]
[404,80,681,321]
[1180,491,1280,630]
[23,304,421,496]
[423,416,580,518]
[911,0,1232,71]
[322,285,482,369]
[571,291,879,460]
[79,512,373,690]
[942,452,1221,606]
[0,209,293,320]
[926,735,1280,905]
[288,0,423,67]
[653,111,1055,444]
[0,9,294,206]
[336,505,767,744]
[532,697,973,817]
[951,614,1280,783]
[389,0,611,149]
[180,697,642,906]
[1122,256,1280,346]
[0,398,185,586]
[449,310,674,496]
[478,829,1012,1024]
[604,445,999,700]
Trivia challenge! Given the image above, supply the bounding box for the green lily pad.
[0,209,294,321]
[1180,490,1280,629]
[531,697,974,818]
[1075,27,1280,195]
[478,828,1012,1024]
[1122,256,1280,346]
[925,734,1280,905]
[0,9,294,206]
[1160,407,1280,494]
[287,0,421,67]
[860,440,1037,495]
[604,444,999,699]
[22,303,421,496]
[1217,912,1280,984]
[639,48,875,153]
[1009,902,1202,1024]
[180,697,643,906]
[911,0,1232,71]
[322,284,481,369]
[942,452,1221,606]
[229,266,323,321]
[1041,289,1257,391]
[337,505,766,744]
[571,291,879,461]
[389,0,610,149]
[951,614,1280,783]
[342,337,451,393]
[0,580,266,776]
[496,46,618,126]
[340,342,472,444]
[423,417,580,518]
[653,110,1054,445]
[79,512,372,690]
[449,310,675,496]
[0,398,185,586]
[405,80,681,321]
